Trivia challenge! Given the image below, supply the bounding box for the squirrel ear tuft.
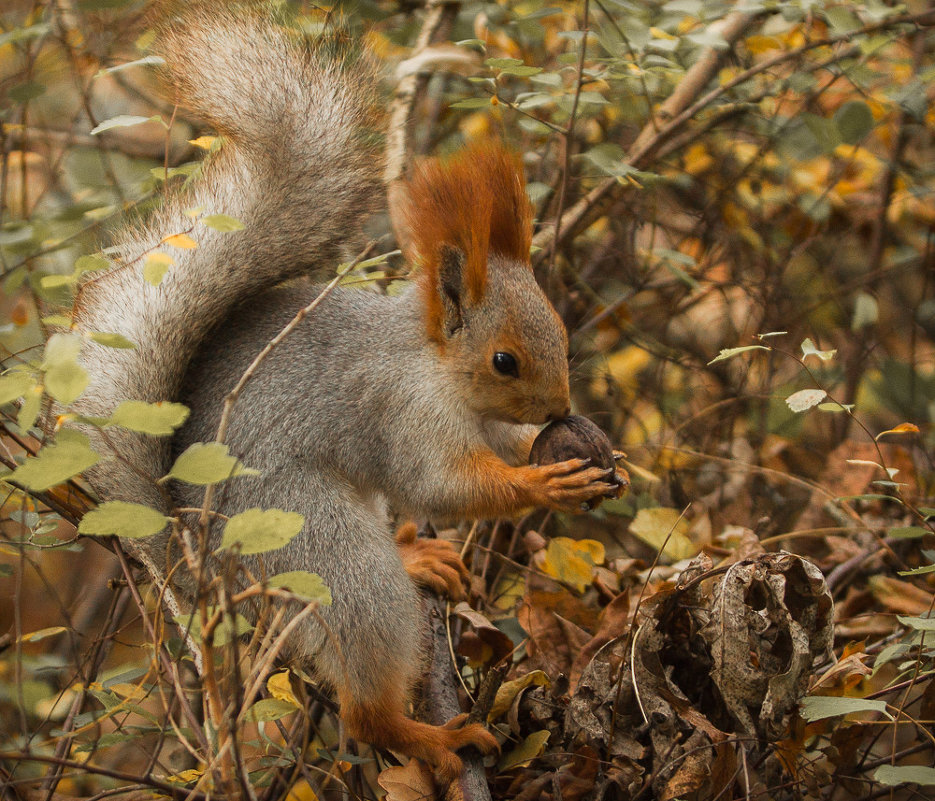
[394,140,534,343]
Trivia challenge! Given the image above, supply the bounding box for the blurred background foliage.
[1,0,934,799]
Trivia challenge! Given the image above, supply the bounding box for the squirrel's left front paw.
[396,523,468,600]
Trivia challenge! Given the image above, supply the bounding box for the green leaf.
[267,571,332,604]
[165,442,258,485]
[801,338,836,361]
[888,526,929,540]
[244,698,299,722]
[897,614,935,631]
[874,765,935,787]
[824,6,861,33]
[577,91,609,105]
[143,252,173,286]
[42,333,88,405]
[78,501,168,539]
[40,273,76,290]
[455,38,487,50]
[220,508,305,555]
[10,434,100,491]
[89,332,137,349]
[802,113,840,154]
[18,387,42,430]
[707,345,769,365]
[174,608,253,647]
[485,57,524,68]
[898,563,935,576]
[499,65,542,77]
[90,115,162,135]
[109,400,189,435]
[851,292,878,331]
[0,24,50,48]
[96,55,164,76]
[799,696,892,722]
[818,402,854,413]
[0,372,35,405]
[835,101,874,145]
[75,254,111,273]
[42,315,73,327]
[451,98,491,109]
[202,214,245,233]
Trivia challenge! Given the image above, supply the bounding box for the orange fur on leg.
[339,684,498,786]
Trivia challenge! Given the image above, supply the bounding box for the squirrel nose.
[546,405,571,423]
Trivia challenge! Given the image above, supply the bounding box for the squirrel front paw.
[523,458,619,512]
[396,522,469,601]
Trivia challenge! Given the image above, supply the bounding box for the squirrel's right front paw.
[524,459,618,512]
[396,523,469,600]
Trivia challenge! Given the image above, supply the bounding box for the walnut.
[529,415,629,508]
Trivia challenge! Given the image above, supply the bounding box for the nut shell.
[529,415,628,507]
[530,415,615,470]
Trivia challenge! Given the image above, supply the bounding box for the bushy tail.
[73,6,381,508]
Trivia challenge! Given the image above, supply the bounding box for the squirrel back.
[72,6,380,509]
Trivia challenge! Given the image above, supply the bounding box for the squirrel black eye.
[492,351,519,377]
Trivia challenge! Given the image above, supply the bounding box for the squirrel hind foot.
[340,690,497,785]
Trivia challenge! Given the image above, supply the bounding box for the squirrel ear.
[438,245,466,337]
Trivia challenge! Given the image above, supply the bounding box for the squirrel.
[71,4,620,786]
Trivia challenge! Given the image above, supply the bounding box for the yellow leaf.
[267,670,301,708]
[168,768,204,784]
[490,670,551,721]
[744,35,782,54]
[629,507,697,561]
[143,251,174,286]
[649,26,676,40]
[163,233,197,249]
[189,136,216,150]
[541,537,604,593]
[593,345,652,401]
[109,682,147,701]
[498,730,550,771]
[876,422,920,439]
[285,779,320,801]
[19,626,67,643]
[683,143,714,175]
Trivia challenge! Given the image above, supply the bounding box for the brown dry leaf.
[701,553,833,738]
[810,650,872,694]
[797,441,920,530]
[569,591,631,691]
[551,745,602,801]
[660,730,714,801]
[867,576,935,615]
[451,602,514,666]
[518,584,598,677]
[377,762,437,801]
